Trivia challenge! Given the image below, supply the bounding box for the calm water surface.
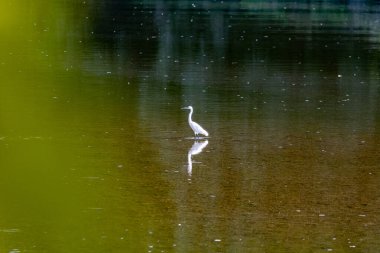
[1,0,380,252]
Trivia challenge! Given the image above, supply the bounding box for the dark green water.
[1,0,380,252]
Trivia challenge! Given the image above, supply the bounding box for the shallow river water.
[1,0,380,252]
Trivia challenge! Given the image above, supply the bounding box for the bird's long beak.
[181,107,188,110]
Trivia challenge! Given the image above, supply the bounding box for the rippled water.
[1,0,380,252]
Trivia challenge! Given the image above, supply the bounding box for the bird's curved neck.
[188,108,193,123]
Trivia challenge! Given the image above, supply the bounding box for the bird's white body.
[182,106,209,137]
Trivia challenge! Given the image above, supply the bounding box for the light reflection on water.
[1,0,380,252]
[187,140,209,176]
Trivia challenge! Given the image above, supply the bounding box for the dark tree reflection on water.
[78,0,380,135]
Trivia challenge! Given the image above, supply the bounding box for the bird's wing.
[191,121,209,136]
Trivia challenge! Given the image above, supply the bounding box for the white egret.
[181,106,209,138]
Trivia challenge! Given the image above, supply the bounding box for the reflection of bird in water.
[187,140,208,176]
[182,106,209,139]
